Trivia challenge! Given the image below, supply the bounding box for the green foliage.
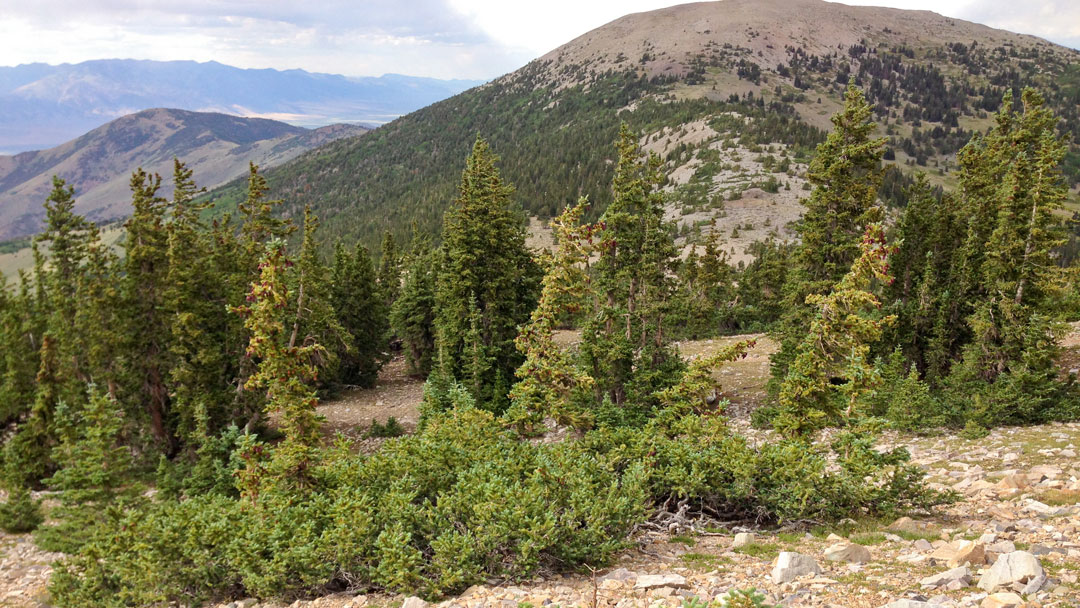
[50,409,648,606]
[771,83,885,392]
[36,385,137,554]
[0,484,43,533]
[364,416,406,438]
[580,124,683,419]
[774,224,896,438]
[869,349,948,431]
[391,240,438,376]
[330,239,388,388]
[433,136,541,410]
[507,201,598,431]
[229,241,325,492]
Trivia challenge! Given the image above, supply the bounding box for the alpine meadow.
[1,1,1080,607]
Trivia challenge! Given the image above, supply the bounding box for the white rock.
[823,542,871,564]
[732,532,756,548]
[920,566,972,589]
[977,551,1045,592]
[402,597,429,608]
[771,552,821,584]
[634,574,688,590]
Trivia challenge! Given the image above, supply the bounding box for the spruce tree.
[289,207,349,384]
[230,240,324,491]
[507,201,598,430]
[579,124,682,418]
[330,241,388,387]
[164,159,232,446]
[433,136,540,410]
[377,230,402,309]
[390,241,438,377]
[774,224,896,438]
[36,385,136,553]
[770,83,885,391]
[122,168,174,449]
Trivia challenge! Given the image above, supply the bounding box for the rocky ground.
[2,338,1078,607]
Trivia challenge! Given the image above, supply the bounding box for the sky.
[0,0,1077,81]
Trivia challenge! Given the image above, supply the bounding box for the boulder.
[402,597,429,608]
[823,542,871,564]
[732,532,757,548]
[919,566,971,589]
[634,574,688,590]
[879,600,932,608]
[771,552,821,584]
[980,592,1024,608]
[947,541,986,567]
[977,551,1045,592]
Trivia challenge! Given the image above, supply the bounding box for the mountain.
[0,108,369,239]
[0,59,482,153]
[207,0,1080,257]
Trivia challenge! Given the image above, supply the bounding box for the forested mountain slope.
[211,0,1080,253]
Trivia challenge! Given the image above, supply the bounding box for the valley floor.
[2,334,1079,608]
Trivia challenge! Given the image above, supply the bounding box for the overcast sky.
[1,0,1077,80]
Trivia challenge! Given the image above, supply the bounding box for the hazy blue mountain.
[0,59,483,153]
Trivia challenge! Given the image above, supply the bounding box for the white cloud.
[0,0,1074,80]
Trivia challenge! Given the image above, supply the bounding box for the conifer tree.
[775,224,896,439]
[391,242,438,376]
[290,207,349,383]
[122,169,174,449]
[0,272,41,425]
[433,136,540,410]
[232,164,295,426]
[36,385,136,553]
[580,124,682,416]
[770,83,885,391]
[330,241,388,387]
[164,159,232,446]
[507,201,598,430]
[377,230,402,309]
[230,240,324,490]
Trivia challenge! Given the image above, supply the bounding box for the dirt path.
[317,357,425,441]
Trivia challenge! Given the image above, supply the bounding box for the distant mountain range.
[0,59,483,153]
[0,108,369,239]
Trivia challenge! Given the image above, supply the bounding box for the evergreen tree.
[579,124,682,418]
[290,207,349,384]
[164,159,233,447]
[122,169,174,449]
[36,385,136,554]
[330,241,388,387]
[433,136,540,410]
[770,83,885,391]
[390,240,438,377]
[507,201,598,430]
[377,230,402,309]
[230,241,324,491]
[775,224,896,438]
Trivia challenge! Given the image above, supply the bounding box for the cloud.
[956,0,1080,48]
[0,0,1074,81]
[0,0,532,78]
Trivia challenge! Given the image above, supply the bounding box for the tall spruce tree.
[433,136,540,410]
[579,124,682,418]
[775,224,896,438]
[770,82,885,392]
[122,169,174,449]
[230,240,324,490]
